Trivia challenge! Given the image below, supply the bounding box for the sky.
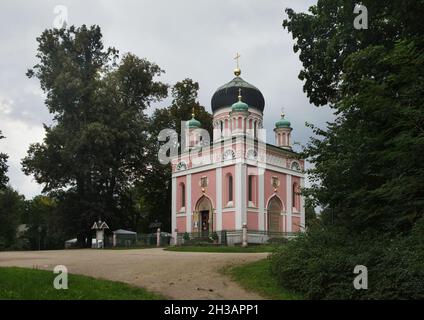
[0,0,333,198]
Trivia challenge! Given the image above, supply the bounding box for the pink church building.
[171,67,305,245]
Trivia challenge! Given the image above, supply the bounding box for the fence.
[176,230,297,246]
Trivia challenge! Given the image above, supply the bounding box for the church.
[171,60,305,245]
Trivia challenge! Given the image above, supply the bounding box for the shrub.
[269,219,424,299]
[183,232,190,241]
[211,232,219,241]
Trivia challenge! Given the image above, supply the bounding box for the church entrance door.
[267,196,283,232]
[195,196,213,237]
[200,210,209,237]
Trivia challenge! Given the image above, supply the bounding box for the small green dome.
[275,113,291,128]
[231,90,249,112]
[187,116,201,129]
[231,100,249,112]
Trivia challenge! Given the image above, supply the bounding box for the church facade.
[171,66,305,244]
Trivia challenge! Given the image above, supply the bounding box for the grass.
[165,244,276,253]
[0,267,164,300]
[222,258,302,300]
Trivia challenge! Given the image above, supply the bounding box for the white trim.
[171,177,177,243]
[235,163,242,230]
[216,167,223,231]
[258,167,265,231]
[172,159,305,179]
[186,174,192,232]
[241,164,247,228]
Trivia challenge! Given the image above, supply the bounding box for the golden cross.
[234,52,241,68]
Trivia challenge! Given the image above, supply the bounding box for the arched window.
[248,175,253,202]
[228,175,233,202]
[220,121,224,137]
[181,183,185,208]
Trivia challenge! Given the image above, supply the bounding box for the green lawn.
[0,267,164,300]
[165,244,276,253]
[222,258,302,300]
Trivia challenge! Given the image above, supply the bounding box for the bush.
[268,237,289,245]
[211,232,219,241]
[269,219,424,299]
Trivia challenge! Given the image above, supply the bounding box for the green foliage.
[22,196,65,250]
[0,187,25,250]
[0,267,164,300]
[22,25,168,245]
[0,131,8,190]
[278,1,424,299]
[270,219,424,299]
[285,1,424,233]
[283,0,424,107]
[138,79,213,232]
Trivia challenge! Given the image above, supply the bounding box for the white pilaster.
[235,162,242,229]
[216,167,223,231]
[258,168,265,231]
[186,174,192,232]
[241,163,247,227]
[171,177,177,243]
[286,174,292,232]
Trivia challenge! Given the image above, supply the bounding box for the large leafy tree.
[22,25,167,245]
[140,79,213,232]
[284,0,424,233]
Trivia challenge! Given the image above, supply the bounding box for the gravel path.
[0,248,268,300]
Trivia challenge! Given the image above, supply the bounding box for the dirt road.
[0,248,268,300]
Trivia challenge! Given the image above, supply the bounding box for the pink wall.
[191,170,216,210]
[264,170,287,210]
[176,216,186,233]
[222,211,235,230]
[292,216,301,232]
[247,211,259,230]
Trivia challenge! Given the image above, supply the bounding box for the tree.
[0,187,25,249]
[284,0,424,234]
[23,195,63,250]
[0,131,9,189]
[139,79,213,232]
[22,25,168,246]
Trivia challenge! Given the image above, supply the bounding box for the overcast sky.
[0,0,333,198]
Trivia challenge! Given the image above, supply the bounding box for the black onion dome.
[211,77,265,113]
